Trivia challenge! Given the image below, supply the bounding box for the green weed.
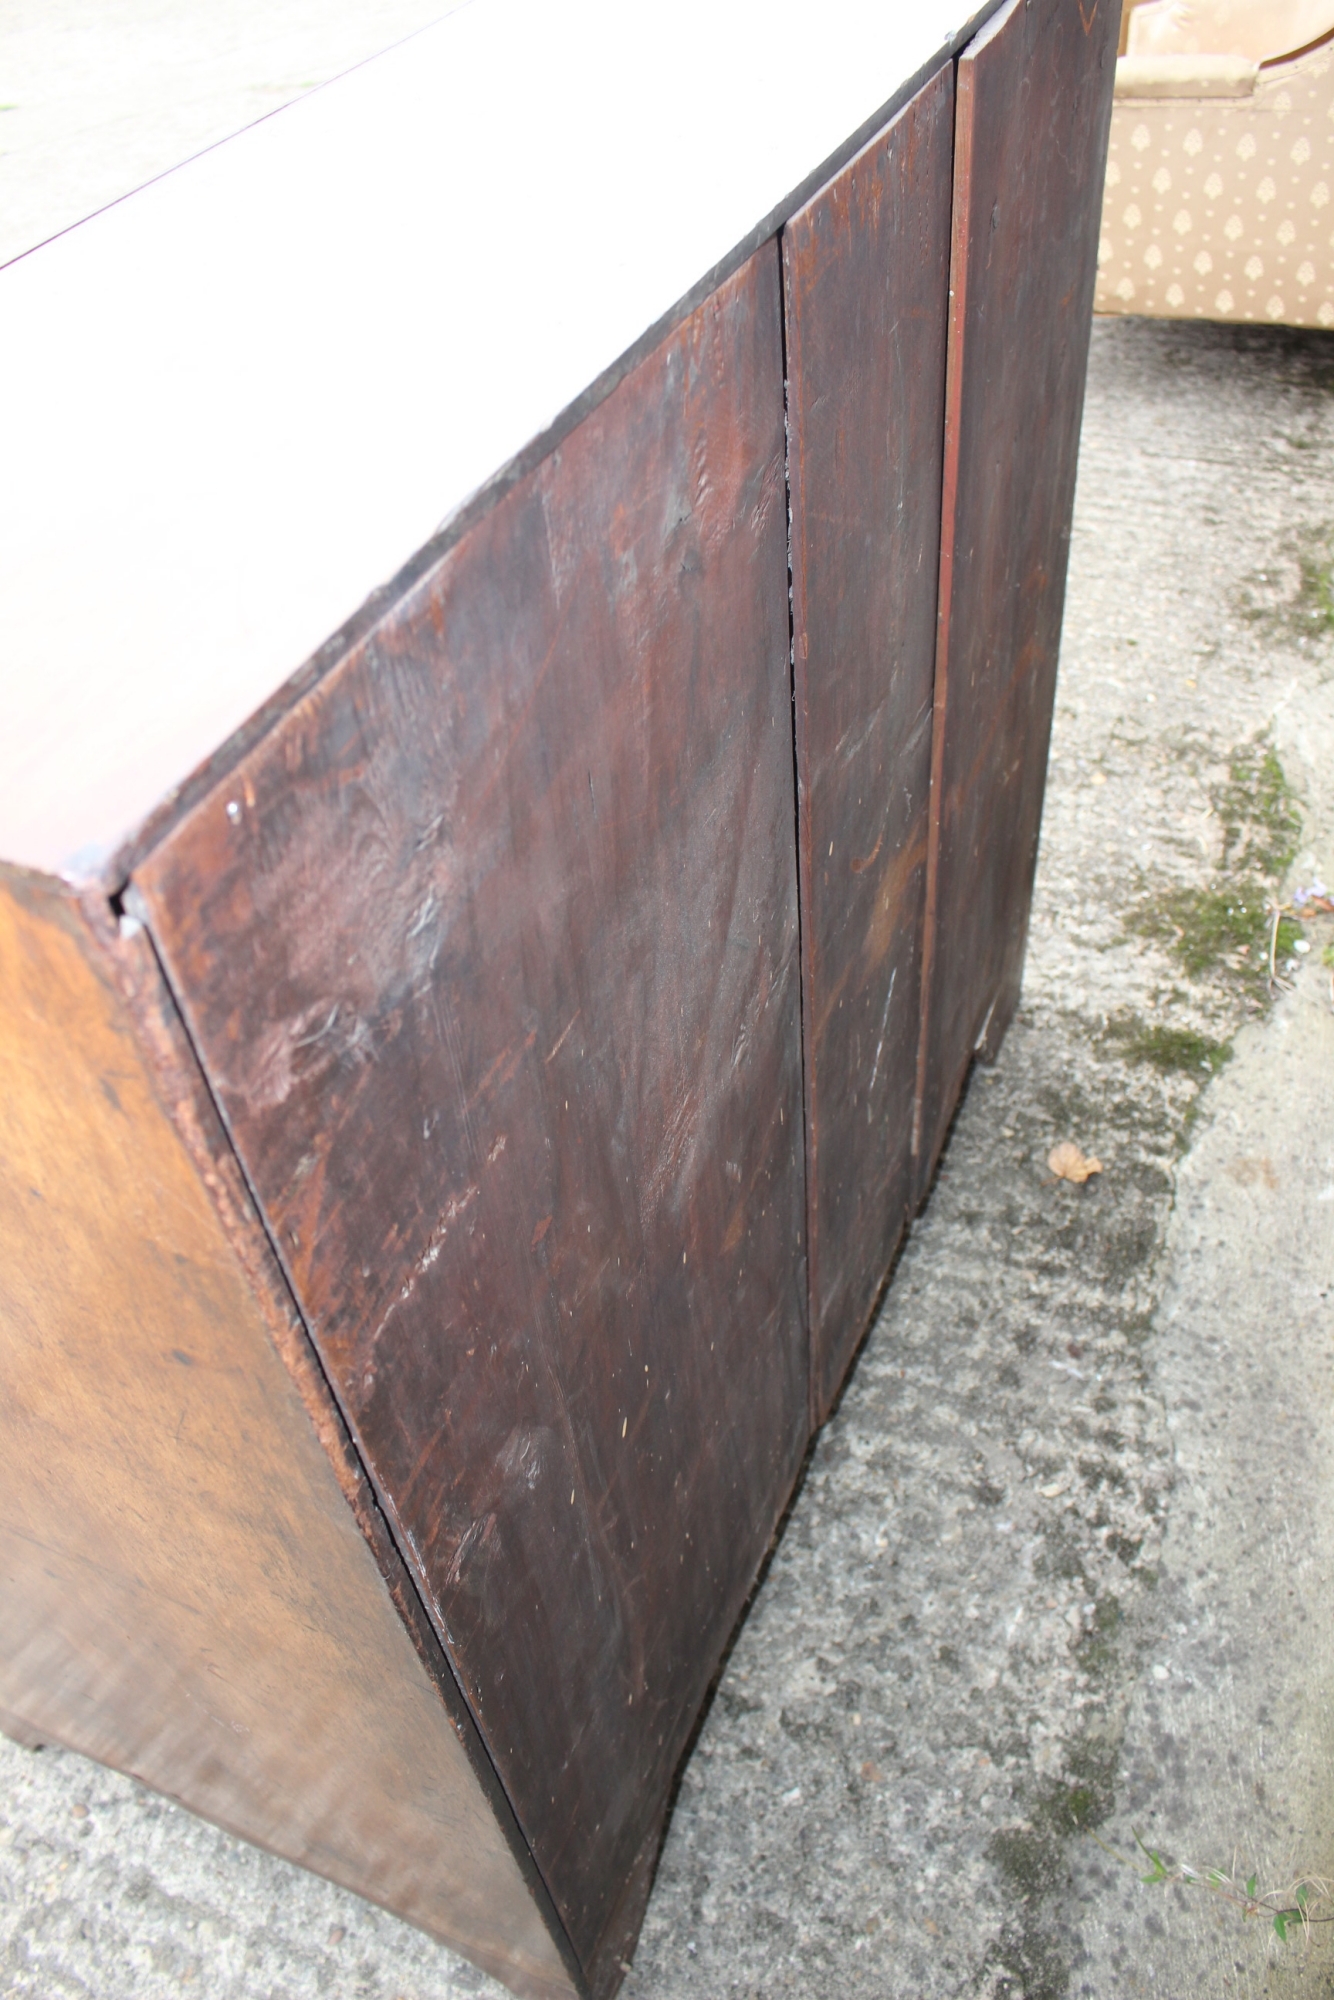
[1091,1829,1332,1947]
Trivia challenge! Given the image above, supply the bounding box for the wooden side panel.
[913,0,1118,1189]
[133,245,807,1987]
[784,69,954,1421]
[0,868,574,2000]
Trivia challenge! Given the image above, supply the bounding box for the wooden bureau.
[0,2,1116,1991]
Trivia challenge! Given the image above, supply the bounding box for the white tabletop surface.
[0,0,464,268]
[1,0,993,882]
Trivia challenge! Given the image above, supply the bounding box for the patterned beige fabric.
[1095,41,1334,327]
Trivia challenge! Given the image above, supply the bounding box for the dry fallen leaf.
[1048,1140,1102,1184]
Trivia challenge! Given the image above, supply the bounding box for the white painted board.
[0,0,469,268]
[0,0,996,881]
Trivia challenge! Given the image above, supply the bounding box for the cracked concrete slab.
[3,17,1334,1995]
[1065,873,1334,2000]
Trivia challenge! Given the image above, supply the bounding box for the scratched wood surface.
[134,245,807,1992]
[784,68,954,1422]
[0,868,574,2000]
[912,0,1118,1194]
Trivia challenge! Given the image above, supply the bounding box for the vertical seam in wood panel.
[911,48,971,1177]
[777,226,818,1440]
[93,40,1010,900]
[118,887,590,2000]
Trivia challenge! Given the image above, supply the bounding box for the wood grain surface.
[134,245,807,1990]
[784,67,954,1422]
[913,0,1118,1192]
[0,866,574,2000]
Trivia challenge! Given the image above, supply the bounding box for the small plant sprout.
[1087,1829,1333,1944]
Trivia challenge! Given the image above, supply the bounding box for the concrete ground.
[4,16,1334,2000]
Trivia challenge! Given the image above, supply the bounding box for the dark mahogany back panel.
[783,68,953,1422]
[913,0,1117,1189]
[135,246,807,1986]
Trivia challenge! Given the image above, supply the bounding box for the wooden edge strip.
[910,26,979,1172]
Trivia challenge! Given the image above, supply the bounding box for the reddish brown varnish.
[134,245,807,1995]
[913,0,1118,1193]
[784,67,954,1422]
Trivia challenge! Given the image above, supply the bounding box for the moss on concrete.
[1109,1019,1233,1077]
[1127,881,1270,982]
[982,1740,1123,2000]
[1216,740,1303,879]
[1238,526,1334,643]
[1123,737,1303,1022]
